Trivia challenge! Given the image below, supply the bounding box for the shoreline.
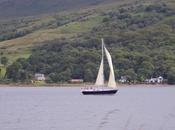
[0,83,174,87]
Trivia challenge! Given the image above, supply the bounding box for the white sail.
[104,46,116,88]
[95,39,104,86]
[81,38,118,95]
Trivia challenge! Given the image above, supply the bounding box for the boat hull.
[82,89,118,95]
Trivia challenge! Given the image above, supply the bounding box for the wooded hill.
[0,0,175,84]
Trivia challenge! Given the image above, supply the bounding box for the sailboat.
[81,38,118,95]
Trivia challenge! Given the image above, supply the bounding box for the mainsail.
[104,45,116,88]
[95,38,116,88]
[95,39,104,86]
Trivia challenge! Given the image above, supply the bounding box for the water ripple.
[97,109,119,130]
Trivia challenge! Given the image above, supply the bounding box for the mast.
[95,39,104,86]
[101,38,104,62]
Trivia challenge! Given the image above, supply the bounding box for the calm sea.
[0,86,175,130]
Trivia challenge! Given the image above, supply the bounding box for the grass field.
[0,13,104,62]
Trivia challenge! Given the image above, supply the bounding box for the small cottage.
[145,76,164,84]
[119,76,127,83]
[69,79,84,84]
[34,73,46,81]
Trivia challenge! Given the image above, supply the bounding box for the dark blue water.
[0,86,175,130]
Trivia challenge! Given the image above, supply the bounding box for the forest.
[0,1,175,84]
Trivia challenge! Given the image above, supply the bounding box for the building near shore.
[69,79,84,84]
[119,76,127,83]
[145,76,164,84]
[34,73,46,81]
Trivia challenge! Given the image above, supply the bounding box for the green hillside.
[0,0,158,61]
[0,0,175,84]
[0,0,135,62]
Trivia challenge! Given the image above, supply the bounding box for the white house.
[119,76,127,83]
[34,73,46,81]
[157,76,164,83]
[145,76,164,84]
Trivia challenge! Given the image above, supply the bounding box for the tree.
[5,59,32,82]
[84,69,94,82]
[0,68,1,78]
[6,62,22,82]
[48,68,71,82]
[167,67,175,84]
[124,69,137,83]
[136,61,154,81]
[1,57,8,66]
[102,17,110,23]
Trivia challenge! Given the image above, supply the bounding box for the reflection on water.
[0,86,175,130]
